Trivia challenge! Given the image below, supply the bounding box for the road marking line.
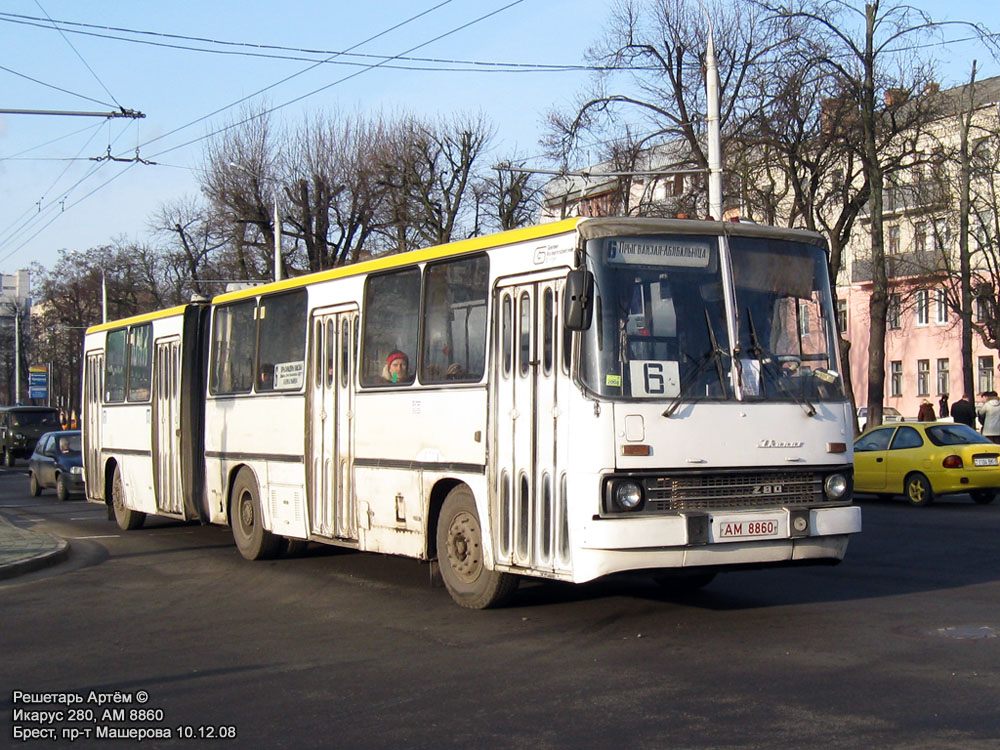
[70,535,120,539]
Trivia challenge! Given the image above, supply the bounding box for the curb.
[0,519,71,581]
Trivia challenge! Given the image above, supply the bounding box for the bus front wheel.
[436,485,518,609]
[112,465,146,530]
[230,469,282,560]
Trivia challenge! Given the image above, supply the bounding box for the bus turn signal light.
[622,445,651,456]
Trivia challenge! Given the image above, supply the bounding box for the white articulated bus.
[82,216,860,608]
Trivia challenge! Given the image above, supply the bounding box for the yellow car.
[854,422,1000,506]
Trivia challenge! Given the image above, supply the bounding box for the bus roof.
[85,215,828,331]
[86,304,189,335]
[212,217,585,305]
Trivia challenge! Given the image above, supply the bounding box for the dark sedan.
[28,430,85,501]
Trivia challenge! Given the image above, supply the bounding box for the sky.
[1,0,999,279]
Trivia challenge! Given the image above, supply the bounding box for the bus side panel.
[203,394,308,536]
[102,403,157,515]
[353,388,487,560]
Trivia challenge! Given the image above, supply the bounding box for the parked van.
[0,406,61,467]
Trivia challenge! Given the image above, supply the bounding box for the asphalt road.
[1,467,998,750]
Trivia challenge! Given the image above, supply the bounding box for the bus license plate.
[716,517,781,540]
[974,456,998,466]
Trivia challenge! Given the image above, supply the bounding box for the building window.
[978,355,994,394]
[915,289,929,326]
[975,296,990,324]
[888,294,901,329]
[836,299,847,333]
[917,359,930,397]
[887,225,901,255]
[935,288,948,324]
[890,360,903,397]
[936,358,949,396]
[933,218,950,251]
[798,302,810,337]
[914,221,927,253]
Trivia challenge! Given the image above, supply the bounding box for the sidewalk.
[0,514,69,580]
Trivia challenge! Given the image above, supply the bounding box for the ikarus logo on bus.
[757,439,804,448]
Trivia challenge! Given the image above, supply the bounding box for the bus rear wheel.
[436,485,518,609]
[230,468,282,560]
[112,465,146,530]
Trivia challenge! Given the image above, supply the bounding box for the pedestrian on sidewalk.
[951,394,976,428]
[917,400,936,421]
[938,394,949,419]
[977,391,1000,443]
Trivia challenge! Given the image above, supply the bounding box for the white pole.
[102,272,108,323]
[14,311,20,404]
[705,29,724,221]
[273,196,282,282]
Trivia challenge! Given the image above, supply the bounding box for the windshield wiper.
[663,310,730,417]
[744,308,816,417]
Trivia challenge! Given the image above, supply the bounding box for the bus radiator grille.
[644,472,824,511]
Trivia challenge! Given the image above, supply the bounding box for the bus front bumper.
[572,505,861,583]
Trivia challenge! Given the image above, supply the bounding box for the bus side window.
[361,268,420,387]
[127,323,152,401]
[420,254,489,383]
[210,301,257,394]
[105,328,127,403]
[257,289,307,392]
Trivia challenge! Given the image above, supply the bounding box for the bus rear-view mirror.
[564,269,594,331]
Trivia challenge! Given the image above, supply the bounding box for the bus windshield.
[730,235,844,403]
[579,233,844,403]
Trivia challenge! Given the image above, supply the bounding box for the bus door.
[152,337,185,516]
[83,352,104,499]
[493,274,571,575]
[307,305,358,541]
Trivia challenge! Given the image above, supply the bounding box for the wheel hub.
[239,494,254,529]
[447,511,481,583]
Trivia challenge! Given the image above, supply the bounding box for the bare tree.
[378,114,494,252]
[757,0,996,429]
[545,0,791,216]
[201,105,284,281]
[153,196,229,299]
[481,156,545,231]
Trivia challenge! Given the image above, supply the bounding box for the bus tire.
[230,468,281,561]
[904,473,934,507]
[29,472,42,497]
[436,485,518,609]
[112,465,146,530]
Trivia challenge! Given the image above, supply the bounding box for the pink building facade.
[840,280,996,421]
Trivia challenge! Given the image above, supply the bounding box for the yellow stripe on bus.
[86,304,189,335]
[212,218,583,304]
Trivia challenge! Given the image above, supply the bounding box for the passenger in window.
[382,351,410,384]
[258,363,275,391]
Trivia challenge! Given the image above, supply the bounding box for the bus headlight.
[613,480,644,511]
[824,473,848,500]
